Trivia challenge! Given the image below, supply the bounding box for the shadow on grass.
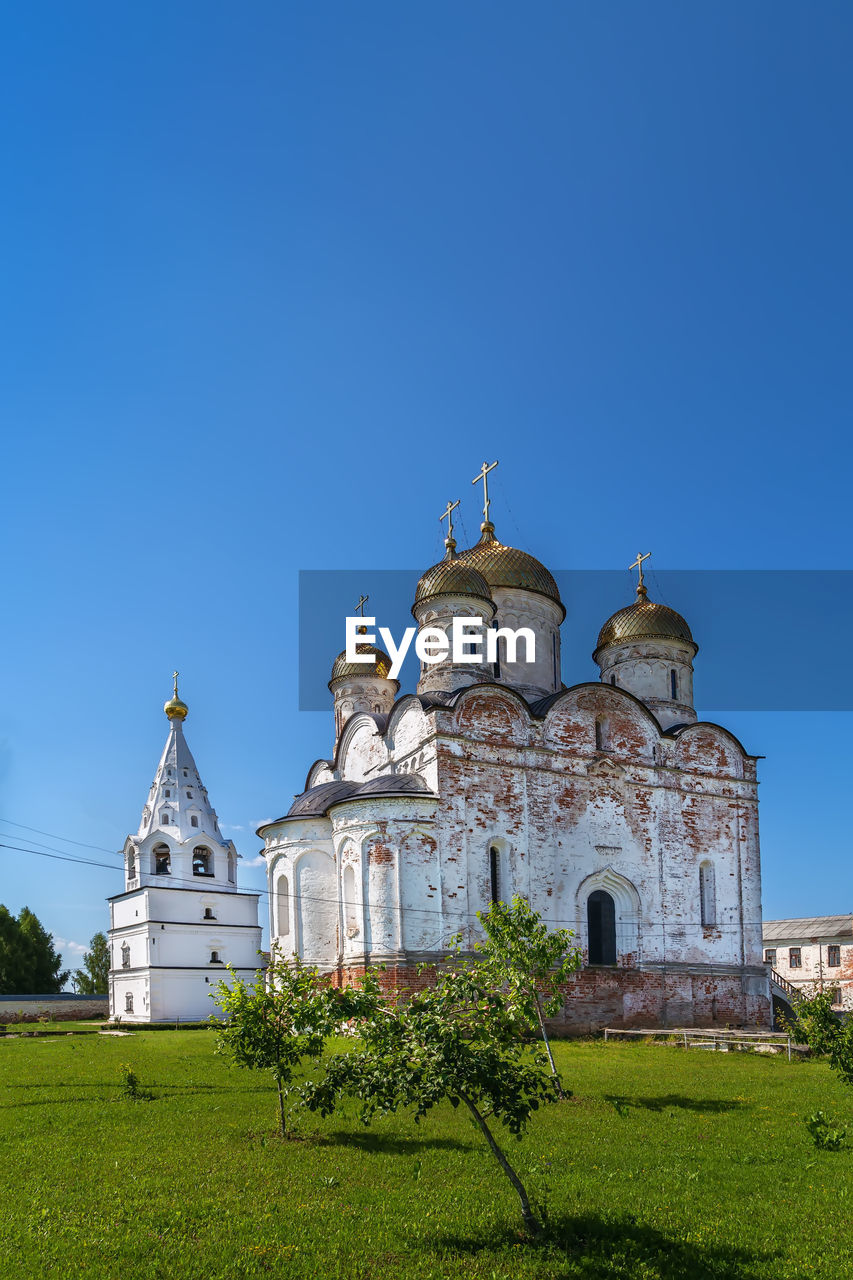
[318,1130,474,1154]
[433,1211,772,1278]
[605,1094,748,1115]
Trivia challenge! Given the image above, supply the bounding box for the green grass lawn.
[1,1033,852,1279]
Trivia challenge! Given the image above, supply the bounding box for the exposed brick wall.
[0,997,109,1023]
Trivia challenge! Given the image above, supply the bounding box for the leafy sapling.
[212,956,336,1137]
[305,965,558,1239]
[469,895,582,1098]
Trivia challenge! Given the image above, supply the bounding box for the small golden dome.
[594,586,697,658]
[457,528,563,615]
[329,639,397,686]
[164,672,188,721]
[413,556,493,611]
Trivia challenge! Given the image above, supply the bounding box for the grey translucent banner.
[298,570,852,712]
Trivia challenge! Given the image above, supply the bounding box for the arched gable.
[386,696,430,759]
[543,683,660,761]
[337,713,390,782]
[575,867,642,965]
[453,684,530,745]
[673,723,746,779]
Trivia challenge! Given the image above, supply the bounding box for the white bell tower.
[107,676,263,1022]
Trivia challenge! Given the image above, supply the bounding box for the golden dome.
[458,527,564,615]
[164,672,188,721]
[413,555,493,611]
[329,640,396,686]
[594,586,697,658]
[164,694,188,721]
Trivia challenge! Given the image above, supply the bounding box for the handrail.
[769,968,801,1001]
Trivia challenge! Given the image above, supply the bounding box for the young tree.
[786,989,853,1087]
[212,957,334,1137]
[470,895,582,1097]
[74,932,110,995]
[306,965,557,1238]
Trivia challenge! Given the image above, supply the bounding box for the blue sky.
[1,4,850,971]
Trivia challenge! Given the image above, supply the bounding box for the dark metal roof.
[355,773,433,798]
[763,916,853,941]
[286,780,360,817]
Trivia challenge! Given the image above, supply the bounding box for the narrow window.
[161,812,169,824]
[789,947,802,968]
[276,876,290,936]
[595,716,610,751]
[670,669,678,700]
[164,789,171,798]
[343,865,357,936]
[186,790,193,798]
[191,815,199,828]
[552,633,558,686]
[127,851,136,879]
[193,846,212,876]
[228,854,236,885]
[764,948,776,965]
[210,951,220,963]
[121,943,130,969]
[489,845,500,906]
[699,862,716,926]
[828,945,841,967]
[587,890,617,965]
[610,675,616,686]
[125,992,133,1013]
[493,636,501,681]
[183,770,188,777]
[203,907,215,920]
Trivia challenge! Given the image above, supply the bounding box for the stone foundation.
[326,961,771,1035]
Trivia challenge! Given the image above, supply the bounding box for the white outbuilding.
[107,680,263,1022]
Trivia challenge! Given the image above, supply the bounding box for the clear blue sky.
[1,4,850,973]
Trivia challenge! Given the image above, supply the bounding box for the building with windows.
[259,476,770,1033]
[107,681,262,1022]
[763,916,853,1012]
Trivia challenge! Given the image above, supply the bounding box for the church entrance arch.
[587,890,616,965]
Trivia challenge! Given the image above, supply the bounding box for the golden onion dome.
[329,638,397,687]
[594,585,697,658]
[164,673,188,721]
[413,555,493,611]
[457,526,564,616]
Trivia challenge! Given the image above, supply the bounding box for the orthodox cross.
[629,551,652,592]
[471,459,498,524]
[172,670,180,698]
[439,498,460,543]
[354,595,369,617]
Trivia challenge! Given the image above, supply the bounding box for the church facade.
[108,683,262,1023]
[260,480,770,1032]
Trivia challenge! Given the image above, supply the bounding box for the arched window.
[210,951,221,963]
[587,890,617,965]
[276,876,290,937]
[125,992,133,1013]
[191,815,199,828]
[610,674,616,686]
[595,716,610,751]
[699,862,716,926]
[127,850,136,879]
[203,907,215,920]
[153,843,171,875]
[121,943,131,969]
[343,864,357,936]
[489,845,501,906]
[193,846,212,876]
[228,854,236,885]
[160,812,170,825]
[670,669,678,700]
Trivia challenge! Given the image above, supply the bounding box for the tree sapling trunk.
[534,991,565,1099]
[459,1091,543,1239]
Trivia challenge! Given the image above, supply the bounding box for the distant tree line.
[0,905,69,994]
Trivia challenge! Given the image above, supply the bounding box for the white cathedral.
[259,467,770,1033]
[107,681,262,1023]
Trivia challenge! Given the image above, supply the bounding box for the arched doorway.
[587,889,616,965]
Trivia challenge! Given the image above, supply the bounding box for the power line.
[0,817,122,857]
[1,837,767,932]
